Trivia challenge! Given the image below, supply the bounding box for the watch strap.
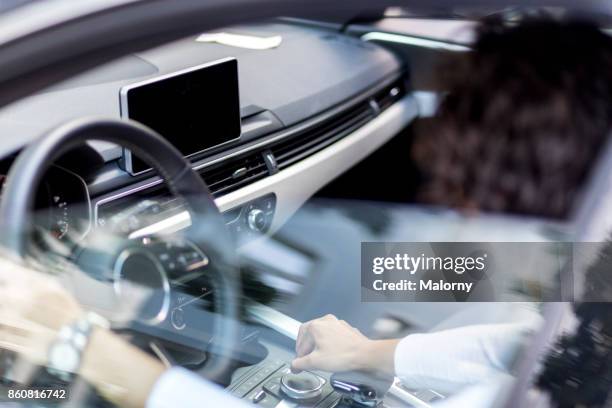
[46,312,109,381]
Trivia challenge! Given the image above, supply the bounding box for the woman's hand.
[0,257,165,408]
[0,258,83,326]
[0,257,84,363]
[292,314,399,374]
[0,257,85,384]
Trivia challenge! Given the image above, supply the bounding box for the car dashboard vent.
[202,153,269,196]
[270,78,405,170]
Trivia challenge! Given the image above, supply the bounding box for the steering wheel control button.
[280,371,324,401]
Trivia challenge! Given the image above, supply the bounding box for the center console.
[237,304,446,408]
[228,348,444,408]
[230,361,339,408]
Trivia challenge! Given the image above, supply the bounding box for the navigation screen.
[121,58,241,174]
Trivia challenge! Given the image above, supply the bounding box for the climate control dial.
[247,208,266,232]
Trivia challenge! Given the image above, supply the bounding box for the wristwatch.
[46,312,110,382]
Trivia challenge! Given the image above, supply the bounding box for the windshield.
[0,5,611,408]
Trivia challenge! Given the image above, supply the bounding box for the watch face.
[49,342,79,373]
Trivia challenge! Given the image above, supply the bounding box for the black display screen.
[121,58,241,174]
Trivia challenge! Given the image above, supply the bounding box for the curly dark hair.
[410,19,612,406]
[412,18,612,218]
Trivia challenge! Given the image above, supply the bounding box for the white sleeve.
[394,322,537,394]
[147,367,252,408]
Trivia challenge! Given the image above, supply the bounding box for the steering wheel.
[0,117,241,384]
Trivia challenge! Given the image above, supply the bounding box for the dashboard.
[0,18,429,408]
[0,23,420,370]
[0,21,418,249]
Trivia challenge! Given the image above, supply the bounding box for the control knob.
[247,208,267,232]
[280,371,324,400]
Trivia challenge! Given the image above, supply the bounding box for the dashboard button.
[263,377,282,398]
[247,209,266,232]
[252,390,266,403]
[280,371,324,400]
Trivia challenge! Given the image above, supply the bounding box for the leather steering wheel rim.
[0,117,241,382]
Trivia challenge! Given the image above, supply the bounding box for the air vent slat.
[270,103,378,169]
[277,118,372,168]
[274,106,370,153]
[206,164,267,190]
[204,161,267,183]
[201,153,268,196]
[211,170,269,196]
[275,109,374,165]
[273,105,372,157]
[269,78,405,170]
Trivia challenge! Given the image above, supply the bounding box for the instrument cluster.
[0,166,91,244]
